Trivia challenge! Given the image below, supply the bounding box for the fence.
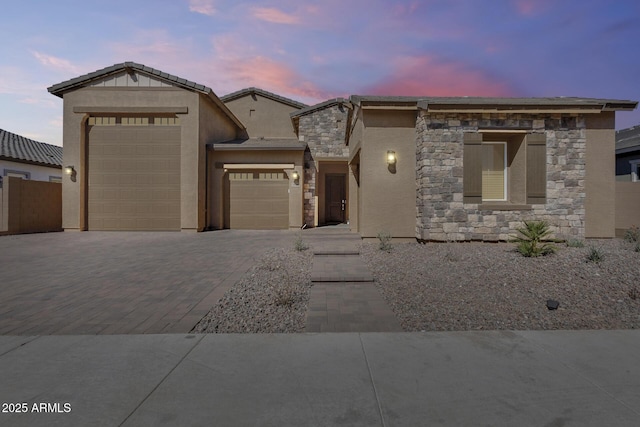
[1,176,62,235]
[615,182,640,237]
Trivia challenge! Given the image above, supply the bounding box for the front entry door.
[325,174,346,224]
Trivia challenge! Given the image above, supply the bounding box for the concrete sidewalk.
[1,330,639,426]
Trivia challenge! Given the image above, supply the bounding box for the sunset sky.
[2,0,639,146]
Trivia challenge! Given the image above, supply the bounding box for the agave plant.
[511,220,557,257]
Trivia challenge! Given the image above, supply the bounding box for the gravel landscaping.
[361,239,640,331]
[192,248,313,333]
[193,237,639,333]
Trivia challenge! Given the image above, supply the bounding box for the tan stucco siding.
[585,112,616,238]
[199,96,240,230]
[359,110,417,238]
[348,112,364,233]
[208,150,303,229]
[224,95,300,139]
[615,182,640,236]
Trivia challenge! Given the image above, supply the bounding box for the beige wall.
[585,113,616,238]
[1,177,61,234]
[207,149,304,229]
[348,111,364,233]
[357,110,417,238]
[224,94,300,139]
[615,182,640,236]
[61,87,240,232]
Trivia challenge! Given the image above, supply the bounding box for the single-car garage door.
[229,171,289,229]
[88,125,181,230]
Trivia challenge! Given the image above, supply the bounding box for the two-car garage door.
[88,126,181,231]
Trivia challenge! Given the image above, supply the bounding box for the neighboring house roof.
[47,62,245,130]
[616,125,640,154]
[350,95,638,111]
[221,87,308,110]
[0,129,62,168]
[210,138,306,151]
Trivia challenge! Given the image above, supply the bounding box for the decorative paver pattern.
[0,230,294,335]
[304,226,402,332]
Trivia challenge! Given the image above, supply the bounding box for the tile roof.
[0,129,63,168]
[221,87,308,109]
[210,138,306,151]
[47,62,245,130]
[48,62,211,96]
[350,95,638,111]
[290,98,348,118]
[616,125,640,152]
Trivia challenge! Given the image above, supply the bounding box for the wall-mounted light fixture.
[64,165,75,175]
[386,150,397,165]
[291,171,299,180]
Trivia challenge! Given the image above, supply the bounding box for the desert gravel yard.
[193,238,640,333]
[361,239,640,331]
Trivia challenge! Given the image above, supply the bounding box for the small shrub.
[273,267,297,306]
[624,225,640,243]
[377,231,393,252]
[586,247,604,263]
[511,220,557,257]
[294,233,308,252]
[566,239,584,248]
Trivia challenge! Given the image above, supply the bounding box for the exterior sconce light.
[64,165,75,175]
[386,151,397,165]
[292,171,299,180]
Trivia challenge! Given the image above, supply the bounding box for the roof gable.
[48,62,211,97]
[0,129,62,168]
[221,87,307,110]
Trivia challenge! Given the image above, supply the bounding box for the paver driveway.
[0,230,295,334]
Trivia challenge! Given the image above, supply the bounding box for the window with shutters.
[463,132,546,207]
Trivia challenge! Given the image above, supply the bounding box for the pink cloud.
[32,51,80,75]
[251,7,300,25]
[514,0,551,16]
[362,55,516,97]
[188,0,216,16]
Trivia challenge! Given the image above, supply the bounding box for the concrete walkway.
[1,330,639,426]
[304,226,402,332]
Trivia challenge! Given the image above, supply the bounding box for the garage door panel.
[88,126,180,231]
[229,173,289,230]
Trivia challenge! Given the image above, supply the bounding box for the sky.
[1,0,640,147]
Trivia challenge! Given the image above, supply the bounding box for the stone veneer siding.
[416,113,587,241]
[298,104,349,227]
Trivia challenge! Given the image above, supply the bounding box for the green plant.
[566,239,585,248]
[624,225,640,243]
[377,231,393,252]
[510,220,557,257]
[294,232,308,252]
[586,247,604,263]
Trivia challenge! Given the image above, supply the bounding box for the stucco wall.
[416,113,588,241]
[223,94,300,139]
[0,160,62,182]
[358,110,417,238]
[585,113,615,238]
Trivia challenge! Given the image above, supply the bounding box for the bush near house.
[511,220,557,257]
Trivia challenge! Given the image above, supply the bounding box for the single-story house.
[0,129,63,184]
[48,62,637,240]
[616,125,640,182]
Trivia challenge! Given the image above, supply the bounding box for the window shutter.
[463,132,483,203]
[526,133,546,204]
